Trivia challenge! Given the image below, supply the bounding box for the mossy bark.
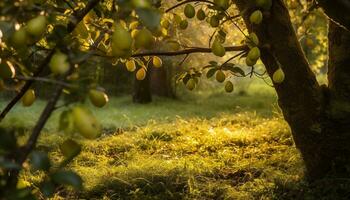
[234,0,350,180]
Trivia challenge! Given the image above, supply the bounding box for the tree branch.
[93,45,247,58]
[166,0,215,13]
[15,75,76,88]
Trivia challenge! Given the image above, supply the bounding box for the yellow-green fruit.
[212,40,225,57]
[12,29,28,47]
[89,89,109,108]
[305,38,314,48]
[210,16,220,27]
[196,9,206,20]
[49,52,70,75]
[26,16,47,37]
[132,0,150,8]
[161,19,170,28]
[272,68,285,84]
[0,61,16,79]
[247,47,261,61]
[136,68,146,80]
[135,28,154,49]
[216,70,226,83]
[256,0,272,10]
[184,4,195,18]
[152,56,162,68]
[112,24,133,56]
[126,60,136,72]
[72,107,101,139]
[214,0,230,10]
[22,89,35,107]
[245,57,257,66]
[246,32,259,48]
[186,78,196,91]
[167,41,181,51]
[225,81,234,93]
[179,20,188,29]
[60,139,81,159]
[249,10,263,24]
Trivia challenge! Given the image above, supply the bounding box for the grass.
[2,80,346,199]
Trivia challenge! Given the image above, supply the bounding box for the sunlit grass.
[3,80,340,199]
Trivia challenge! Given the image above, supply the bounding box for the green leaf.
[52,170,83,190]
[40,181,55,198]
[206,68,217,78]
[136,8,161,31]
[229,67,245,76]
[30,151,51,171]
[0,157,20,169]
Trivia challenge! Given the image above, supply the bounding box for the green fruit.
[126,60,136,72]
[214,0,230,10]
[196,9,206,20]
[216,70,226,83]
[167,41,181,51]
[49,52,70,75]
[111,47,132,59]
[184,4,195,18]
[136,68,146,80]
[246,32,259,48]
[256,0,272,10]
[245,57,257,66]
[210,16,220,27]
[152,56,162,68]
[186,78,196,91]
[22,89,35,107]
[225,81,234,93]
[247,47,261,61]
[0,60,16,79]
[112,24,133,56]
[249,10,263,24]
[179,20,188,29]
[132,0,151,8]
[272,68,285,84]
[135,28,154,49]
[26,16,47,37]
[12,28,28,47]
[212,40,225,57]
[72,107,101,139]
[60,139,81,159]
[89,89,109,108]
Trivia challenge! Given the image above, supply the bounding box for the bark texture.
[133,70,152,104]
[234,0,350,180]
[150,66,175,98]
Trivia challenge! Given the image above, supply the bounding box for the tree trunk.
[150,65,175,98]
[234,0,350,181]
[133,70,152,104]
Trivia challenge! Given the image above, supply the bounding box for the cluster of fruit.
[124,56,163,81]
[11,15,47,48]
[246,0,285,84]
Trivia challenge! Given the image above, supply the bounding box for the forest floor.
[0,80,345,199]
